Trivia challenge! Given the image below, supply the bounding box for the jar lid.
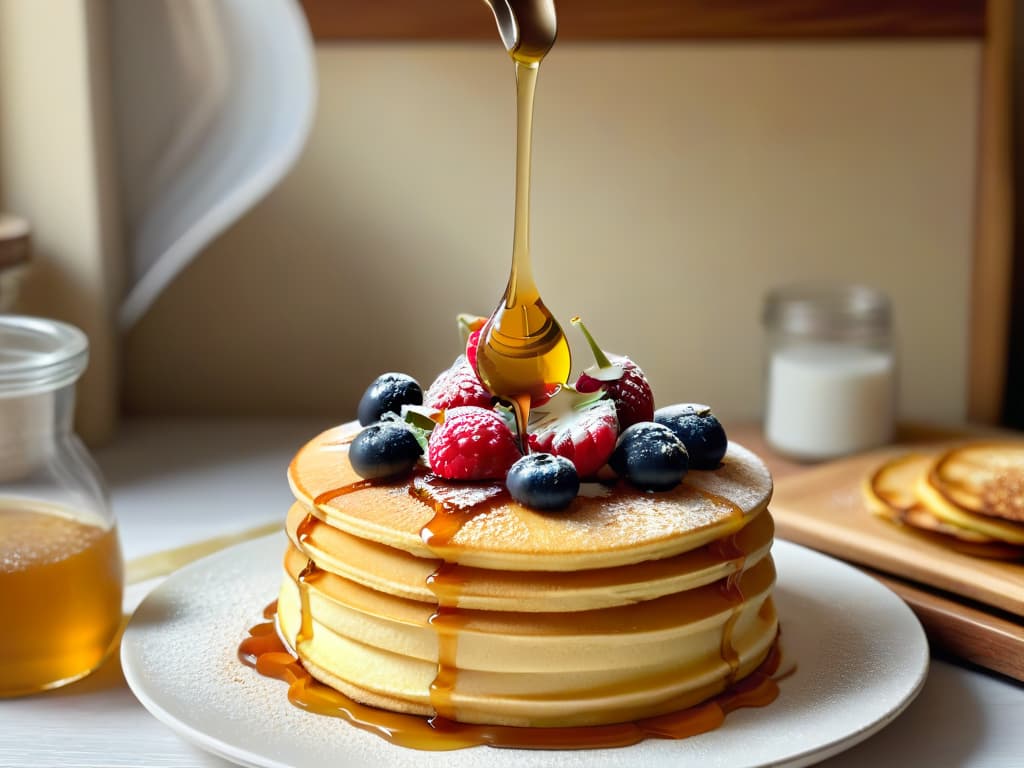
[763,282,890,338]
[0,315,88,394]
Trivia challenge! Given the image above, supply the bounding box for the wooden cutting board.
[762,442,1024,680]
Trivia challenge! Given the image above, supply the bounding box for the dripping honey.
[475,7,571,416]
[0,501,123,697]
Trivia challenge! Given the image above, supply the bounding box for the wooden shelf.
[299,0,986,42]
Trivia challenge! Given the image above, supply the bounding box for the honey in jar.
[0,502,122,695]
[0,316,124,697]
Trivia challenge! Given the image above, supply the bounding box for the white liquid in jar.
[765,343,894,460]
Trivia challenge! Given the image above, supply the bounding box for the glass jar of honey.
[0,315,123,697]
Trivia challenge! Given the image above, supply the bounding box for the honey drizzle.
[239,605,783,752]
[313,480,378,507]
[717,563,745,683]
[295,560,322,647]
[474,23,571,410]
[698,487,750,684]
[426,605,463,722]
[411,474,509,549]
[412,478,507,720]
[424,561,476,722]
[293,512,321,648]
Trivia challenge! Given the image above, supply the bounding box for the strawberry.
[571,316,654,429]
[424,355,493,411]
[428,406,522,480]
[466,328,481,371]
[458,314,487,371]
[527,387,618,478]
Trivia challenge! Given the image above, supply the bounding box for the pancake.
[288,423,773,570]
[274,423,780,729]
[284,502,775,611]
[277,549,777,726]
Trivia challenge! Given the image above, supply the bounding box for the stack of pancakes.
[863,442,1024,560]
[277,423,778,728]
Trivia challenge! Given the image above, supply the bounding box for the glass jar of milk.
[763,283,895,461]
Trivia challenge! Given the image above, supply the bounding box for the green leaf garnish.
[379,406,441,454]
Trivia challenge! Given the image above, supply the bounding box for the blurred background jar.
[0,316,123,697]
[763,283,896,462]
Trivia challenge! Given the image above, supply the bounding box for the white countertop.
[1,420,1021,767]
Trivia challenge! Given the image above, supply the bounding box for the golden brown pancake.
[288,423,773,570]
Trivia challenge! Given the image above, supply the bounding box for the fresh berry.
[654,403,728,469]
[428,406,522,480]
[506,453,579,511]
[458,313,487,371]
[571,317,654,429]
[609,422,689,492]
[349,423,423,480]
[357,373,423,426]
[466,328,481,371]
[424,355,493,411]
[527,387,618,478]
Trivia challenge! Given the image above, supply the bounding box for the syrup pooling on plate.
[239,605,782,751]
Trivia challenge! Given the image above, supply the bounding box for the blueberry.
[349,423,423,480]
[609,422,689,491]
[654,403,728,469]
[506,453,580,511]
[357,373,423,426]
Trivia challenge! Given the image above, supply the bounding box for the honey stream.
[475,4,571,436]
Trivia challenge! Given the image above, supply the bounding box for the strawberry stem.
[570,316,613,370]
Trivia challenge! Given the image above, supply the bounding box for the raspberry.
[428,406,522,480]
[528,389,619,478]
[425,355,492,411]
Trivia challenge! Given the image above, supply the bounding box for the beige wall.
[0,0,122,444]
[125,41,979,426]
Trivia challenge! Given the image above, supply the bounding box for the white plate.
[122,535,928,768]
